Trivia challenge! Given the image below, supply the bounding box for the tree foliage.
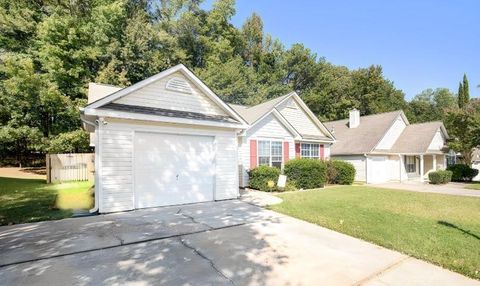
[1,0,474,161]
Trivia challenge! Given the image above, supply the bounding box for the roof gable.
[246,111,299,139]
[325,111,404,155]
[231,92,335,142]
[84,64,246,125]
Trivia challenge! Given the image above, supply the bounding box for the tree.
[407,88,456,123]
[458,74,470,108]
[445,104,480,166]
[242,13,263,68]
[47,129,91,153]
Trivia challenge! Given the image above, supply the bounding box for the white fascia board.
[239,108,301,140]
[179,67,248,126]
[83,108,248,130]
[283,92,336,142]
[85,64,247,126]
[86,65,183,109]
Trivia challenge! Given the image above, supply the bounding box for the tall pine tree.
[463,73,470,105]
[458,81,464,108]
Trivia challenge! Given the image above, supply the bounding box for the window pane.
[272,161,282,168]
[271,141,282,156]
[259,156,270,166]
[258,141,270,156]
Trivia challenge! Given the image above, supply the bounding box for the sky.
[203,0,479,100]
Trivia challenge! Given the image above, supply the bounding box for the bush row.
[428,170,452,184]
[248,158,355,192]
[446,164,479,182]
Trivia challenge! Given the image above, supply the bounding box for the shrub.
[248,165,280,192]
[447,164,479,182]
[325,160,338,184]
[279,181,298,192]
[428,170,452,184]
[284,158,327,189]
[329,160,356,185]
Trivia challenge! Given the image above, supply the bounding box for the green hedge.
[248,165,280,192]
[327,160,356,185]
[447,164,479,182]
[428,170,453,184]
[284,158,327,189]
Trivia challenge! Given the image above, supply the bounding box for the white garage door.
[134,132,215,208]
[367,156,389,184]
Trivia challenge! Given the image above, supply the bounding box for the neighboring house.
[471,148,480,181]
[81,64,248,213]
[324,109,449,184]
[229,93,336,187]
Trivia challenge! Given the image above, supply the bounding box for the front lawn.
[270,186,480,279]
[0,177,93,226]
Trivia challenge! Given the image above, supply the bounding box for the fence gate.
[46,153,94,183]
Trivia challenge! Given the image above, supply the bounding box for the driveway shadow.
[0,200,287,285]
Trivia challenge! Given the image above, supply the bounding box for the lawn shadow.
[437,220,480,240]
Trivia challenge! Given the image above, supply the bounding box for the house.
[471,148,480,181]
[229,93,336,187]
[81,64,248,213]
[324,109,450,184]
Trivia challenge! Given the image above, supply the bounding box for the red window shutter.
[320,144,325,159]
[250,140,257,168]
[295,143,301,158]
[283,142,289,162]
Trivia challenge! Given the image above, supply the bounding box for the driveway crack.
[177,208,214,230]
[179,237,235,285]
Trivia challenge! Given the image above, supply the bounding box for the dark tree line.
[0,0,478,164]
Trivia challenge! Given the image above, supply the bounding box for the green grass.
[270,186,480,279]
[0,177,93,226]
[465,183,480,190]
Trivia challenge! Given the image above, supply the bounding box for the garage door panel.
[134,132,215,208]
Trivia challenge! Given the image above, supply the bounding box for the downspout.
[80,116,99,213]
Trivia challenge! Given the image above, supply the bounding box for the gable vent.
[166,77,193,94]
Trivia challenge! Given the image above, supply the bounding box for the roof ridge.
[325,110,403,123]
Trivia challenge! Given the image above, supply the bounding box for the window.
[405,156,416,173]
[301,143,319,159]
[258,140,283,168]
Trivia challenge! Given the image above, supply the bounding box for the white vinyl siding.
[238,114,296,187]
[114,72,226,116]
[375,116,406,150]
[277,98,325,137]
[98,118,239,213]
[427,129,446,150]
[99,128,134,213]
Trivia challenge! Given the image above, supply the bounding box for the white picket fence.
[46,153,94,183]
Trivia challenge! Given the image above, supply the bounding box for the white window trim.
[301,143,320,159]
[257,139,284,168]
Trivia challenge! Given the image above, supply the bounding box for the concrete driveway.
[0,200,477,286]
[372,181,480,197]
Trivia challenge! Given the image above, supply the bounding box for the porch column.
[420,155,424,182]
[432,155,437,171]
[398,154,403,182]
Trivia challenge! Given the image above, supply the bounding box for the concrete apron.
[0,200,478,286]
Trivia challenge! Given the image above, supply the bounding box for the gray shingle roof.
[324,111,404,155]
[228,93,292,124]
[386,121,447,154]
[100,103,239,123]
